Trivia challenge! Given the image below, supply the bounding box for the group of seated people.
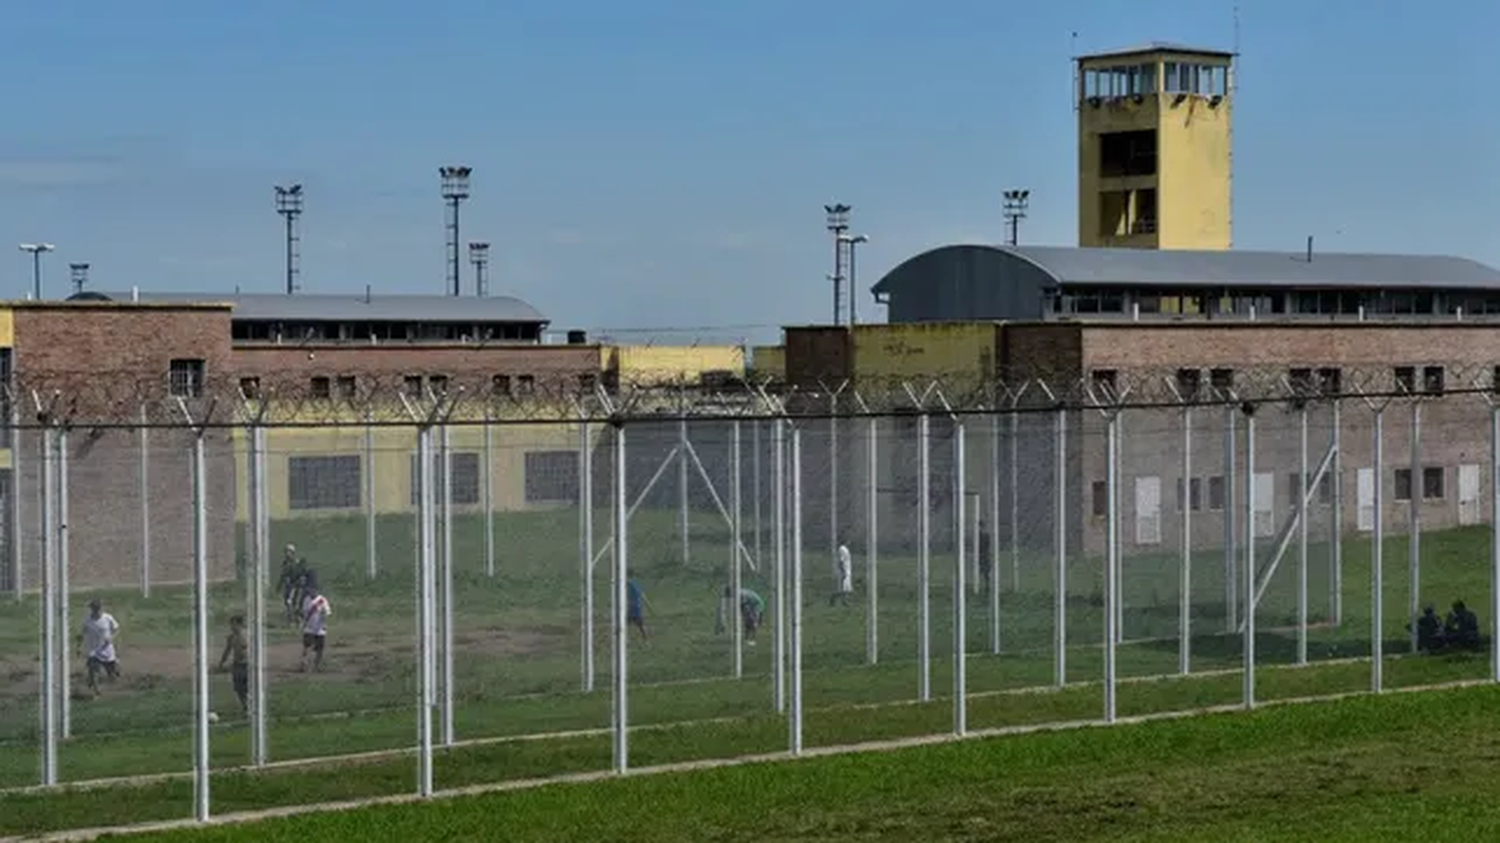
[1411,600,1485,652]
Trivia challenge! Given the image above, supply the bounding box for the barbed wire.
[3,362,1497,429]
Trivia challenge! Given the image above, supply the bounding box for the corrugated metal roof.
[1078,42,1234,61]
[86,291,548,323]
[1001,246,1500,290]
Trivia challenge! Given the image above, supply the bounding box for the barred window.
[169,358,205,398]
[409,452,481,505]
[288,455,361,510]
[525,450,579,503]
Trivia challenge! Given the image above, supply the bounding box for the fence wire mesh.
[2,370,1499,833]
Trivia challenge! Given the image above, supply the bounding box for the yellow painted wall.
[0,307,13,346]
[605,344,745,385]
[1156,92,1232,250]
[750,345,785,381]
[232,420,601,521]
[1076,51,1232,251]
[850,323,998,391]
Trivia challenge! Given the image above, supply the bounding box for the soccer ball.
[208,712,220,724]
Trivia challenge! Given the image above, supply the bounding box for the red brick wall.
[230,343,599,393]
[784,327,853,389]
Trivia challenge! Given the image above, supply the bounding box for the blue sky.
[2,0,1496,345]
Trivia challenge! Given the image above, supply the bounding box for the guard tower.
[1076,43,1234,251]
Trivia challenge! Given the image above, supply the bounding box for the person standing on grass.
[300,585,332,673]
[977,523,994,593]
[627,577,651,641]
[79,599,121,696]
[278,544,301,624]
[830,542,853,607]
[218,614,250,715]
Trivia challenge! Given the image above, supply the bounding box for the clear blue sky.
[2,0,1495,345]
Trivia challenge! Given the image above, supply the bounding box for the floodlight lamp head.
[18,243,55,253]
[824,202,851,231]
[274,183,304,215]
[440,165,472,200]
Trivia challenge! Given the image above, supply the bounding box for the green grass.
[27,681,1500,842]
[0,503,1493,833]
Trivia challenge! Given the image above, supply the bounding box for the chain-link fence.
[3,370,1498,833]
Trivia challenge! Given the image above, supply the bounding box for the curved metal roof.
[872,245,1500,292]
[83,291,548,324]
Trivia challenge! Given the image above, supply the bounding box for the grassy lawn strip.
[93,683,1500,843]
[0,653,1490,838]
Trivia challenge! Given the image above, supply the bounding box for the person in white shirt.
[79,599,121,696]
[830,542,853,607]
[300,585,332,673]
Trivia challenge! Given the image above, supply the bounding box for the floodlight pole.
[19,243,55,300]
[824,203,850,324]
[440,166,472,296]
[1002,189,1030,247]
[469,242,491,298]
[839,234,869,326]
[274,185,304,295]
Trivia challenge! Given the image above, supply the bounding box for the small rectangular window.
[517,374,536,395]
[429,374,450,395]
[1091,481,1107,517]
[169,359,206,398]
[1318,472,1333,506]
[310,376,331,399]
[1422,366,1445,396]
[1423,466,1445,500]
[1091,369,1118,400]
[1210,368,1235,398]
[1394,367,1416,393]
[239,377,261,399]
[1289,368,1314,398]
[1288,472,1304,504]
[493,374,513,396]
[1207,475,1226,511]
[1175,477,1203,512]
[1318,368,1343,397]
[1174,368,1201,402]
[525,450,581,503]
[403,375,424,398]
[336,375,358,399]
[579,373,597,392]
[1394,468,1412,502]
[288,455,361,510]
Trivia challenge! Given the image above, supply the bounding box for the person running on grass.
[300,584,332,672]
[217,614,250,715]
[79,599,121,696]
[627,577,651,641]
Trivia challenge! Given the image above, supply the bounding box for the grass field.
[103,683,1500,843]
[0,501,1494,836]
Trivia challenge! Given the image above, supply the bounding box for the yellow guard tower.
[1076,43,1234,250]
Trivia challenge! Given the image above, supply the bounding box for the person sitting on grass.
[1446,600,1481,649]
[1409,606,1444,652]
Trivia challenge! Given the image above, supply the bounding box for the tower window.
[1099,130,1158,177]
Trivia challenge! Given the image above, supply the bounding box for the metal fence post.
[140,404,152,598]
[1104,410,1119,724]
[773,417,786,712]
[1409,400,1421,654]
[248,423,268,767]
[1297,404,1309,667]
[39,424,57,786]
[790,424,804,755]
[58,426,71,740]
[1180,406,1193,675]
[1372,407,1385,693]
[185,415,211,823]
[580,416,595,693]
[866,414,879,665]
[416,423,435,797]
[953,418,967,736]
[917,411,931,702]
[1054,406,1067,688]
[1491,405,1499,684]
[484,407,495,579]
[1331,398,1343,626]
[612,419,629,773]
[732,420,743,679]
[1243,406,1257,710]
[365,411,377,581]
[439,423,454,747]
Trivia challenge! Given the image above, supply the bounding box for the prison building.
[771,244,1500,566]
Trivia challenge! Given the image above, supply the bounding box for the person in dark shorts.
[1446,600,1481,649]
[79,599,121,696]
[278,545,301,624]
[218,614,250,715]
[977,523,994,592]
[722,586,765,645]
[300,586,332,672]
